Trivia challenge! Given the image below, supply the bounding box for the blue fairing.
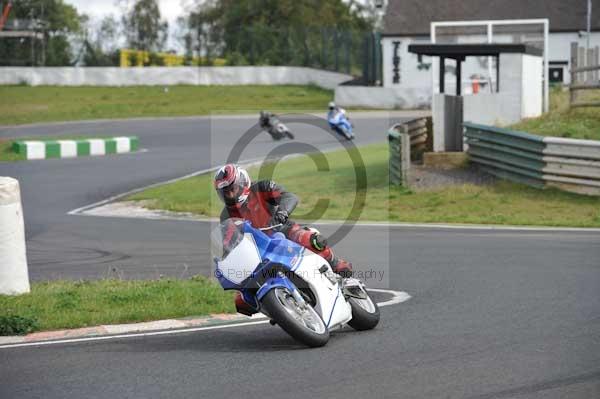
[327,112,352,135]
[215,221,309,310]
[256,275,298,301]
[242,222,305,271]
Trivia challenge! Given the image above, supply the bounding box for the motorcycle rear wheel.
[261,287,329,347]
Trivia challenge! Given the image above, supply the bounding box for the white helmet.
[328,101,336,110]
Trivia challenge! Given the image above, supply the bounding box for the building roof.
[407,43,544,58]
[383,0,600,36]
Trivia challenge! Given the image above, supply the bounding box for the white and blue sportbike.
[327,107,354,140]
[212,218,379,347]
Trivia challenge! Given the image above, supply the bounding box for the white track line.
[369,288,412,307]
[68,165,222,215]
[0,289,410,350]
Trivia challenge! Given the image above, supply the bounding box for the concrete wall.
[334,86,430,109]
[0,67,352,90]
[462,53,542,126]
[463,93,520,126]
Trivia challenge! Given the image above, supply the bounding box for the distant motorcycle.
[327,108,354,140]
[259,111,294,141]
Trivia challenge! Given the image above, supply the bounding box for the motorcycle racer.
[214,163,353,315]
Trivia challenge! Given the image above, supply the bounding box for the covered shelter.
[407,43,544,152]
[408,43,543,95]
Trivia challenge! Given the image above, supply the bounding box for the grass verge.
[0,85,332,125]
[0,276,235,335]
[128,143,600,227]
[511,87,600,140]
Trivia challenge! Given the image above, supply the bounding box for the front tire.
[347,295,380,331]
[261,288,329,347]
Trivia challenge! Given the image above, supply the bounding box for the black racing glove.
[271,209,289,226]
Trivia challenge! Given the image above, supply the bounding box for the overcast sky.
[63,0,196,51]
[63,0,190,23]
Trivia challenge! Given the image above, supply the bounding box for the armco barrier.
[388,117,432,186]
[12,136,139,160]
[464,123,600,195]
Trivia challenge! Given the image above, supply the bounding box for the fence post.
[388,126,412,187]
[400,126,411,183]
[0,177,30,295]
[594,46,599,83]
[570,42,578,107]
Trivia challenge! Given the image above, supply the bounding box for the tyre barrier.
[0,177,30,296]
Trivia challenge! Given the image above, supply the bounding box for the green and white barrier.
[12,136,139,160]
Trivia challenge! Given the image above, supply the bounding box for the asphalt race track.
[1,114,599,398]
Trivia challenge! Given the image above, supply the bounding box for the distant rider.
[327,101,346,122]
[214,163,353,316]
[259,110,293,140]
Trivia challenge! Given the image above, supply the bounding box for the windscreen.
[210,218,244,261]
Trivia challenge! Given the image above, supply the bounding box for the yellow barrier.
[119,49,226,67]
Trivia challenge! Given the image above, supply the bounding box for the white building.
[378,0,600,109]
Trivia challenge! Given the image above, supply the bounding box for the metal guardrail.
[388,117,432,186]
[464,123,600,195]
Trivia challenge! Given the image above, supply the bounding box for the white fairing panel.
[294,253,352,327]
[216,233,261,285]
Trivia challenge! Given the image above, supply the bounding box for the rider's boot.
[234,292,258,317]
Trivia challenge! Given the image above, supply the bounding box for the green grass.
[0,138,26,162]
[0,85,333,125]
[511,87,600,140]
[129,143,600,227]
[0,135,115,162]
[0,276,235,335]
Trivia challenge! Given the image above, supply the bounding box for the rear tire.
[261,288,329,347]
[347,295,380,331]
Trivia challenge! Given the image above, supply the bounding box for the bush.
[0,315,39,336]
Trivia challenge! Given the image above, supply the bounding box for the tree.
[122,0,168,52]
[185,0,373,69]
[0,0,82,66]
[96,15,120,54]
[82,15,121,66]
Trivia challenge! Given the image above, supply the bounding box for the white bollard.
[0,177,30,295]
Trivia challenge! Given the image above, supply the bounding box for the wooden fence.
[569,42,600,108]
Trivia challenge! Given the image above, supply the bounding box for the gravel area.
[408,164,496,191]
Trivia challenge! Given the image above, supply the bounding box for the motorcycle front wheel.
[261,287,329,347]
[347,294,380,331]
